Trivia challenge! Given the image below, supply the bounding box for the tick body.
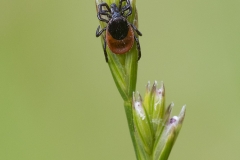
[106,17,134,54]
[96,0,142,62]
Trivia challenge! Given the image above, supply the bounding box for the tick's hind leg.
[130,24,142,36]
[103,37,108,62]
[96,26,108,62]
[134,36,141,61]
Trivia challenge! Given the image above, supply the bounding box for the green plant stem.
[124,100,141,160]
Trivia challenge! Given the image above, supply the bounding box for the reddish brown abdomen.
[106,27,134,54]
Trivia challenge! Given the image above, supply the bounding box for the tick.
[96,0,142,62]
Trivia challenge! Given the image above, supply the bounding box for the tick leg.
[119,0,132,17]
[103,37,108,63]
[130,24,142,36]
[119,0,130,10]
[97,3,111,23]
[130,23,142,60]
[98,2,111,12]
[134,36,141,61]
[96,26,106,37]
[96,26,108,62]
[119,0,123,10]
[98,10,112,19]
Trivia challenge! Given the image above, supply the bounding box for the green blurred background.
[1,0,240,159]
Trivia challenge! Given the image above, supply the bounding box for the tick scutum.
[108,17,129,40]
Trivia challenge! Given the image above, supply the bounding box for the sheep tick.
[96,0,142,62]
